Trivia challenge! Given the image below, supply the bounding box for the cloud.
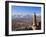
[12,12,33,16]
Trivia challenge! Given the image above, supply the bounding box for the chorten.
[32,12,37,30]
[33,12,37,26]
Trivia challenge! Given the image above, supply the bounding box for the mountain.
[12,14,32,19]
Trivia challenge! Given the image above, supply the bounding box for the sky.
[11,5,41,16]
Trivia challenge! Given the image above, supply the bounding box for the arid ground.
[12,15,41,31]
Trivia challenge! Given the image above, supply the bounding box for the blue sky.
[11,5,41,16]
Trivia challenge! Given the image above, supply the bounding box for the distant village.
[12,13,41,31]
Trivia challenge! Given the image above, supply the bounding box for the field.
[12,15,41,31]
